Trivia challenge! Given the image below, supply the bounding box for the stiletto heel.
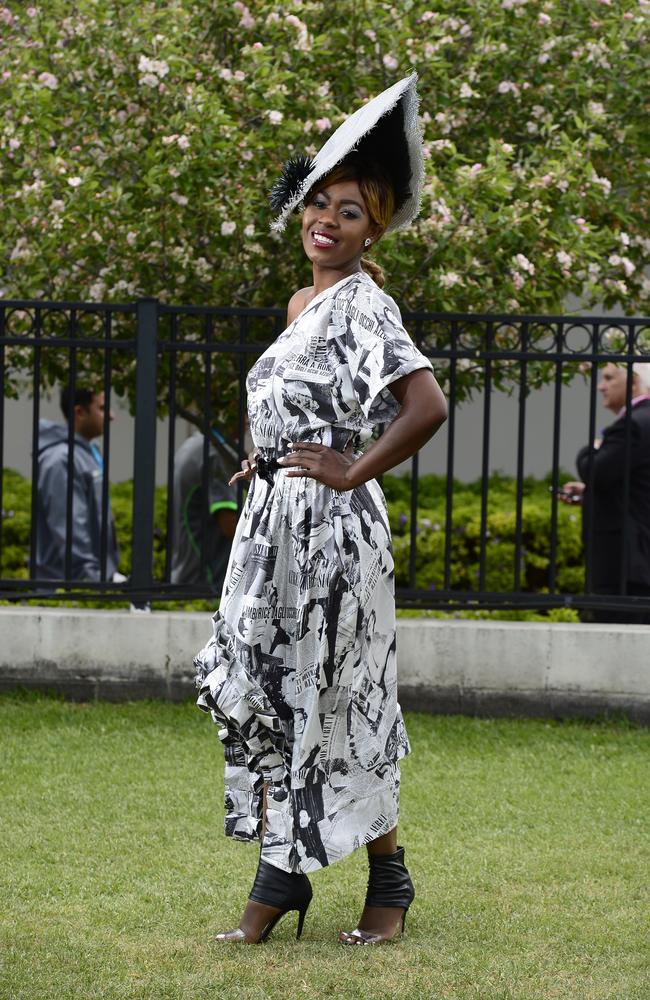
[296,903,308,939]
[339,846,415,945]
[214,859,312,944]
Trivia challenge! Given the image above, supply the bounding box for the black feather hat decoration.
[269,154,315,214]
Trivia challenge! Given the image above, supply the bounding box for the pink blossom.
[470,162,482,173]
[221,221,236,236]
[37,72,58,90]
[514,253,535,274]
[67,176,82,188]
[592,172,611,195]
[285,13,309,47]
[233,1,255,29]
[177,135,190,149]
[26,6,38,16]
[170,192,188,206]
[244,224,255,237]
[538,12,551,25]
[252,42,264,50]
[383,54,399,70]
[9,137,20,150]
[267,110,283,125]
[430,199,452,226]
[138,55,169,78]
[315,117,331,133]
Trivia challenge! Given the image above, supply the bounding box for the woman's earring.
[364,238,372,248]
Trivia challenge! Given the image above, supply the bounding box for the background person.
[170,428,238,592]
[560,362,650,623]
[194,74,447,946]
[36,387,119,583]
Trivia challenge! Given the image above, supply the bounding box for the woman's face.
[301,179,379,271]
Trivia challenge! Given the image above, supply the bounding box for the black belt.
[256,452,284,484]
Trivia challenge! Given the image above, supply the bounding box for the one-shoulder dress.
[194,271,433,874]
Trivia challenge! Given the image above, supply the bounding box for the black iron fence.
[1,296,649,617]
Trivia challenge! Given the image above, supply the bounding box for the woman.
[194,74,447,944]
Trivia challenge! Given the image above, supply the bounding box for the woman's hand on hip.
[278,443,357,490]
[228,449,259,486]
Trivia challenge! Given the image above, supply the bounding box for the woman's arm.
[280,368,447,490]
[345,369,446,487]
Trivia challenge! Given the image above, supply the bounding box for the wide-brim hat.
[270,73,423,235]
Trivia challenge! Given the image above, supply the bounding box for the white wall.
[1,608,649,723]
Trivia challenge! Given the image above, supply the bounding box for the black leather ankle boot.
[339,846,415,945]
[214,859,313,944]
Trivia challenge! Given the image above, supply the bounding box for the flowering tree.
[1,0,648,408]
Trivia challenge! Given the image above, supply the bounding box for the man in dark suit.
[561,362,650,623]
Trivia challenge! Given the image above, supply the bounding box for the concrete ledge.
[1,608,649,723]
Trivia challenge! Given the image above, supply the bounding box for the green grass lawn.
[1,695,648,1000]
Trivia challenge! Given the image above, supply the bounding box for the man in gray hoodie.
[36,388,119,583]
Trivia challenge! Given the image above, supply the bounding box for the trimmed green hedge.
[2,468,584,619]
[384,472,584,595]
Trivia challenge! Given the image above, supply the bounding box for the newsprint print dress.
[194,271,433,874]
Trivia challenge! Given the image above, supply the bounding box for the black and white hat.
[270,73,424,234]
